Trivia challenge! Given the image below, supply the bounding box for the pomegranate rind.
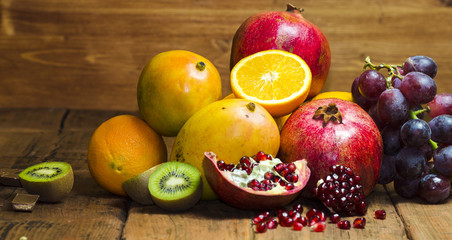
[203,152,310,210]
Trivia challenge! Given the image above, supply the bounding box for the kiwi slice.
[122,164,163,205]
[18,161,74,203]
[148,161,202,211]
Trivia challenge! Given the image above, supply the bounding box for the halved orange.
[230,50,312,117]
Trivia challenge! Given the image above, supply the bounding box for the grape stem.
[409,109,439,151]
[363,56,404,89]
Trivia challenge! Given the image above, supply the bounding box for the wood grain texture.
[386,183,452,240]
[0,108,451,239]
[1,0,451,110]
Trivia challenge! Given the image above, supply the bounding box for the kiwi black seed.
[148,161,202,211]
[18,161,74,203]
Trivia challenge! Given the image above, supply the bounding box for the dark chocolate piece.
[11,193,39,212]
[0,169,22,187]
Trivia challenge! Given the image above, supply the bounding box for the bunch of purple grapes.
[351,55,452,204]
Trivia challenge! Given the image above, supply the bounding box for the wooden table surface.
[1,0,452,239]
[0,108,451,240]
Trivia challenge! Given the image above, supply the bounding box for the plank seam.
[58,109,70,136]
[383,184,412,240]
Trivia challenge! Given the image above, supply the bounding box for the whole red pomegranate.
[279,98,383,197]
[230,4,331,98]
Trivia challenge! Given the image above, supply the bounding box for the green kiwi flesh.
[148,161,202,211]
[18,161,74,202]
[122,164,163,205]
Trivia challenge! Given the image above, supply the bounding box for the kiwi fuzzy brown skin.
[148,162,203,212]
[122,163,164,205]
[18,162,74,203]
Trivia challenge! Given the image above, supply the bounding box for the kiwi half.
[18,161,74,203]
[122,164,163,205]
[148,161,202,211]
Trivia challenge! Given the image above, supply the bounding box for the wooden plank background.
[1,0,452,239]
[1,0,451,111]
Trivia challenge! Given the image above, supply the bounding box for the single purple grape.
[400,119,432,147]
[418,174,450,204]
[400,72,437,106]
[358,70,387,101]
[351,76,376,111]
[377,88,409,126]
[403,55,438,79]
[429,114,452,143]
[433,145,452,178]
[427,93,452,118]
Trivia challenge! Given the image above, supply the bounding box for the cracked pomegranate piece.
[314,165,368,216]
[203,151,310,210]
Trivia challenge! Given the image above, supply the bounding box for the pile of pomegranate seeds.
[253,205,385,233]
[216,151,299,192]
[314,165,368,216]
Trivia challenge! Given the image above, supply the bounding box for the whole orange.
[137,50,222,137]
[87,115,167,196]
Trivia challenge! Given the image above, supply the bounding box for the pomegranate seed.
[306,208,319,220]
[329,213,340,223]
[285,183,295,190]
[292,203,303,213]
[317,211,327,221]
[247,179,259,188]
[226,163,235,171]
[291,211,302,222]
[280,216,294,227]
[353,217,366,229]
[261,211,271,219]
[287,162,297,173]
[292,174,299,183]
[217,160,226,170]
[293,222,304,231]
[266,218,278,229]
[375,210,386,220]
[297,216,308,226]
[278,210,289,221]
[253,215,264,224]
[261,179,271,186]
[278,179,286,186]
[276,208,286,216]
[308,215,321,227]
[280,169,289,178]
[264,172,274,180]
[273,163,285,172]
[329,165,337,173]
[240,157,251,167]
[311,221,326,232]
[337,220,351,230]
[256,151,267,161]
[266,154,272,160]
[255,222,267,233]
[354,175,361,184]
